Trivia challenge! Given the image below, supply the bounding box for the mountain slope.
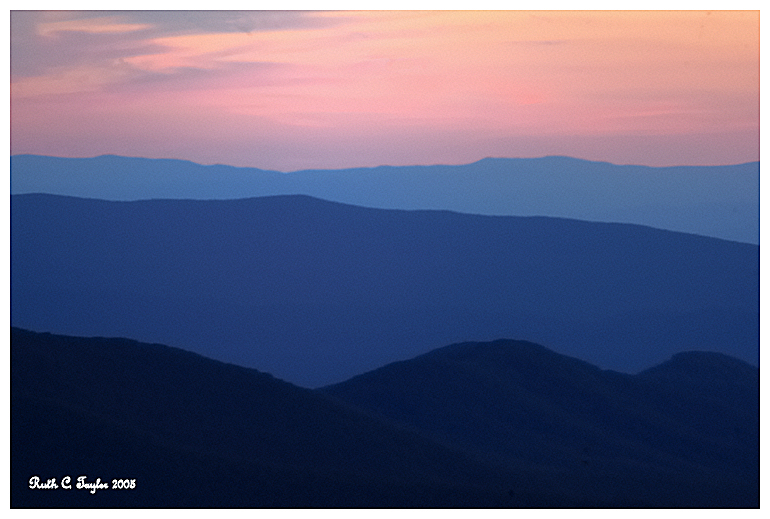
[321,339,759,507]
[12,328,757,507]
[12,328,537,508]
[11,194,758,387]
[10,154,759,243]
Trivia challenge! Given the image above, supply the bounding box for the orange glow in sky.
[10,10,759,170]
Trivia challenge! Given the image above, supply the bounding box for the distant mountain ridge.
[10,154,759,243]
[11,193,758,388]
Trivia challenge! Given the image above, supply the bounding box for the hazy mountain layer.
[11,194,758,388]
[10,154,759,243]
[12,328,758,507]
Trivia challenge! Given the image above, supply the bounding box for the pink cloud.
[10,10,759,169]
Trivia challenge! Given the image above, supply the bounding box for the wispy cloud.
[36,15,152,36]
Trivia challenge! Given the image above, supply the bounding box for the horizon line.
[10,153,760,173]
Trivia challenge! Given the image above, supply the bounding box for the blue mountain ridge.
[11,193,758,388]
[10,154,759,243]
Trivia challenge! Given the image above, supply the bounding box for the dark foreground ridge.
[11,328,758,508]
[11,328,524,508]
[322,339,759,508]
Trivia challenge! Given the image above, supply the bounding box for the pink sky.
[10,10,759,171]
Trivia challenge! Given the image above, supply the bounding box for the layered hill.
[10,154,759,243]
[11,328,526,508]
[322,339,759,507]
[12,328,757,507]
[11,194,758,388]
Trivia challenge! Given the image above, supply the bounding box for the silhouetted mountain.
[10,154,758,243]
[11,328,533,508]
[322,339,759,507]
[12,328,757,507]
[636,351,759,444]
[11,194,758,388]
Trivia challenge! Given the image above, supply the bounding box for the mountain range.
[10,152,759,508]
[11,328,758,508]
[10,154,759,244]
[11,193,758,388]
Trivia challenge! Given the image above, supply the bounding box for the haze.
[10,10,759,171]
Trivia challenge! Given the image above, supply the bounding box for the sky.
[9,8,760,171]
